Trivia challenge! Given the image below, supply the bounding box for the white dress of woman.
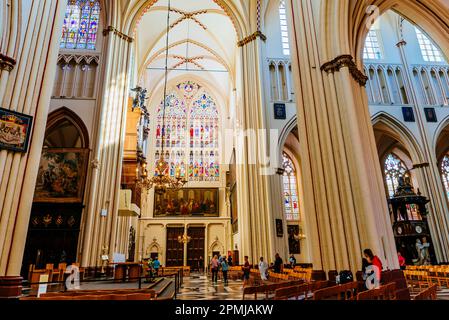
[259,259,268,281]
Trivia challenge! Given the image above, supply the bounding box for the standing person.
[153,256,161,277]
[210,255,219,284]
[274,253,283,273]
[397,252,406,270]
[228,253,233,266]
[221,257,229,286]
[258,257,268,281]
[363,249,383,281]
[198,256,204,273]
[242,256,251,288]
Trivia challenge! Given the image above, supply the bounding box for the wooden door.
[187,227,205,271]
[166,227,185,267]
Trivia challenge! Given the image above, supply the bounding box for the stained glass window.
[155,81,220,182]
[441,155,449,201]
[415,28,444,63]
[279,1,290,56]
[283,152,299,221]
[384,153,409,198]
[61,0,100,50]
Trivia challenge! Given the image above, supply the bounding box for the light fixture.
[136,0,187,194]
[178,233,192,244]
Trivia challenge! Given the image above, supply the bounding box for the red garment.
[372,256,383,279]
[398,255,406,266]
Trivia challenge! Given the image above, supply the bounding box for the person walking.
[210,255,219,284]
[221,257,229,285]
[242,256,251,288]
[258,257,268,281]
[198,256,204,273]
[273,253,283,273]
[153,256,161,277]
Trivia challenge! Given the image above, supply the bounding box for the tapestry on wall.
[34,148,89,203]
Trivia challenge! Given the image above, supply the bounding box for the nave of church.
[1,0,449,302]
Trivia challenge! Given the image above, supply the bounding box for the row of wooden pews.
[21,288,157,301]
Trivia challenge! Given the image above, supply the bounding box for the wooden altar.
[110,263,142,282]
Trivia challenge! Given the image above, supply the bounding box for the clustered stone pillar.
[0,0,66,298]
[236,31,279,265]
[80,27,133,267]
[286,0,399,275]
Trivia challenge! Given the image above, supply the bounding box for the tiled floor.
[176,273,248,300]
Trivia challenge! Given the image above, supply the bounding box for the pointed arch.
[45,107,90,148]
[371,112,424,164]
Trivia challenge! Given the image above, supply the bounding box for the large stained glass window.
[384,153,409,198]
[61,0,100,50]
[283,152,299,221]
[155,81,220,182]
[441,155,449,201]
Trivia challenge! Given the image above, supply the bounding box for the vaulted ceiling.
[133,0,239,107]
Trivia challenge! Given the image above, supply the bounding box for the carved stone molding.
[321,54,368,86]
[0,53,16,72]
[103,26,134,43]
[237,31,267,47]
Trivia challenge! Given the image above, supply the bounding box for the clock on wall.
[396,226,403,235]
[415,225,423,234]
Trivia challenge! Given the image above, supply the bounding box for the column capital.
[276,167,285,175]
[237,31,267,47]
[103,26,134,43]
[412,162,430,169]
[321,54,368,87]
[0,53,16,72]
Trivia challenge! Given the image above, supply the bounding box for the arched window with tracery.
[155,81,220,182]
[282,152,299,221]
[441,155,449,201]
[61,0,100,50]
[384,153,409,198]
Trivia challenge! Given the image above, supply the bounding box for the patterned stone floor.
[176,273,248,300]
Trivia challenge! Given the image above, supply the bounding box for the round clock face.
[415,226,423,234]
[397,226,403,235]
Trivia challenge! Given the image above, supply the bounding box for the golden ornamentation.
[103,26,134,43]
[237,31,267,47]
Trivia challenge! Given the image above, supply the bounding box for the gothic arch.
[123,0,247,39]
[371,112,424,164]
[434,114,449,163]
[45,107,90,148]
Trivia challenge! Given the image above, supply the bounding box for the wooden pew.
[313,281,361,300]
[414,284,438,300]
[356,283,396,300]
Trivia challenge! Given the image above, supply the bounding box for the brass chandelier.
[177,233,192,244]
[136,0,187,195]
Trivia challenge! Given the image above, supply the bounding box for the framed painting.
[154,188,219,217]
[276,219,284,237]
[274,103,287,120]
[0,107,33,153]
[288,225,301,254]
[33,148,89,203]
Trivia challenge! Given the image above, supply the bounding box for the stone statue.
[415,237,431,265]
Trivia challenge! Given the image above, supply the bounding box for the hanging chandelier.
[177,233,192,244]
[136,0,187,195]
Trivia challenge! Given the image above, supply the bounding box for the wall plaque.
[0,107,33,153]
[424,108,437,123]
[274,103,287,120]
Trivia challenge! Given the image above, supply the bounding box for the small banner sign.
[0,107,33,153]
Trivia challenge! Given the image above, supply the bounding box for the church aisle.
[176,273,250,300]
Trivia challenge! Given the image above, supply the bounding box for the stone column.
[80,26,133,267]
[0,0,67,297]
[235,29,278,266]
[287,0,399,275]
